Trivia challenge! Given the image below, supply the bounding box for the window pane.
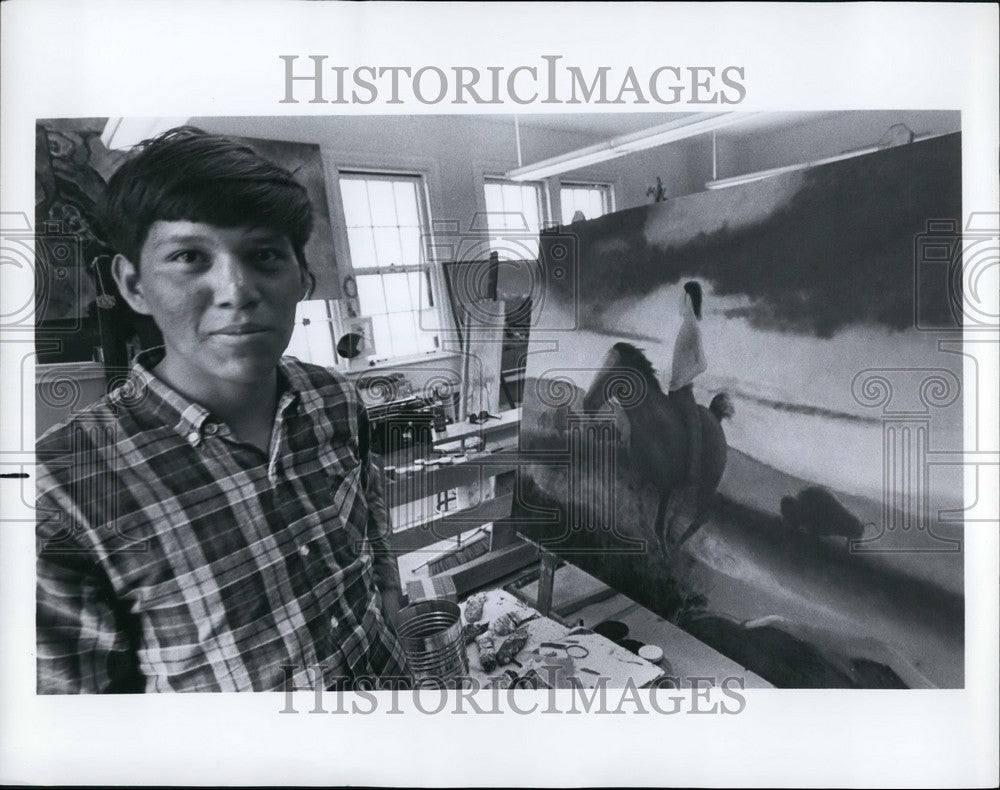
[373,226,404,267]
[355,274,386,315]
[398,226,422,267]
[408,271,425,309]
[484,183,502,212]
[371,314,392,358]
[561,196,574,226]
[506,185,527,230]
[520,186,540,230]
[307,326,337,368]
[388,313,417,356]
[284,313,310,363]
[393,181,419,226]
[501,183,520,209]
[561,184,609,225]
[483,184,502,235]
[340,179,371,227]
[285,300,337,366]
[383,272,412,314]
[484,182,502,203]
[347,227,378,270]
[590,189,604,218]
[366,180,397,227]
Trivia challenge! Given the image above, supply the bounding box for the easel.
[441,254,532,412]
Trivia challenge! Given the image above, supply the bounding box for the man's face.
[113,220,306,389]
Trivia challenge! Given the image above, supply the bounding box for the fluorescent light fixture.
[505,147,630,182]
[505,112,759,182]
[705,131,951,190]
[101,117,190,150]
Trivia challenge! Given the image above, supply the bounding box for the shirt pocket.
[317,461,369,562]
[327,461,362,519]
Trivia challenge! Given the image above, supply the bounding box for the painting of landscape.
[513,132,964,688]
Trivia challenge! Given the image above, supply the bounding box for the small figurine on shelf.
[647,177,668,203]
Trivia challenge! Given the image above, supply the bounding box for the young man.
[667,281,708,490]
[35,127,409,693]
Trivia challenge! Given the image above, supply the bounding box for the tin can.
[396,599,469,680]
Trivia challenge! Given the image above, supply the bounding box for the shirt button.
[204,423,219,436]
[298,544,310,557]
[186,431,200,445]
[330,615,339,629]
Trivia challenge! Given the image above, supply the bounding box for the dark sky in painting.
[542,133,961,338]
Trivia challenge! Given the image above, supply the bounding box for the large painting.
[514,132,964,688]
[34,119,130,364]
[233,135,340,303]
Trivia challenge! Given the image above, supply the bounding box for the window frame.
[328,161,454,364]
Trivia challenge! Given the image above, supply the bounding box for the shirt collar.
[116,347,303,448]
[277,355,319,415]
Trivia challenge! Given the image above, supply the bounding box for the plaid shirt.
[36,348,409,693]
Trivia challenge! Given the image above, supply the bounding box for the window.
[339,172,438,359]
[483,177,547,260]
[560,182,613,225]
[285,299,338,367]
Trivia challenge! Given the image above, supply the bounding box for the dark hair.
[684,280,703,320]
[100,126,315,288]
